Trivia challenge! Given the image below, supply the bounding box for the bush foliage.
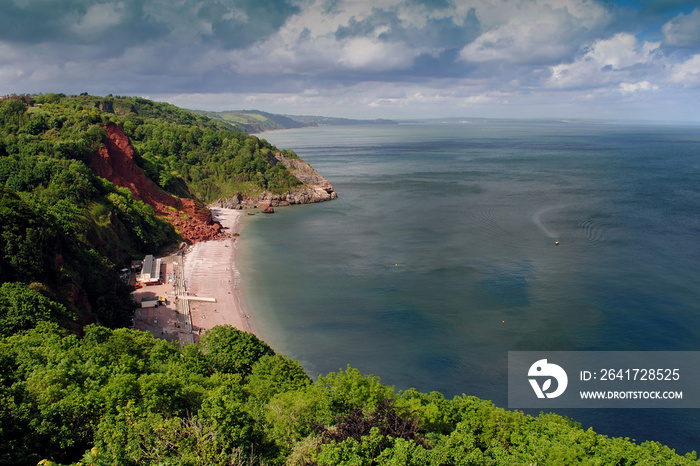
[0,324,697,466]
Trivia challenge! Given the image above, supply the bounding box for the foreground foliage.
[0,324,696,466]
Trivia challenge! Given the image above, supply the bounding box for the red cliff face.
[90,123,226,244]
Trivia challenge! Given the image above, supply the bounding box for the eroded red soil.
[89,123,226,244]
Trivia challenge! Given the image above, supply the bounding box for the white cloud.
[548,33,660,89]
[662,8,700,48]
[72,2,125,34]
[336,37,417,70]
[587,33,659,69]
[668,54,700,86]
[619,81,658,93]
[213,0,447,75]
[459,0,610,64]
[159,82,510,118]
[223,0,612,77]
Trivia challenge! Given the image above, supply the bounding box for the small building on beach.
[139,255,162,285]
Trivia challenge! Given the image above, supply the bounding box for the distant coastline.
[191,108,398,133]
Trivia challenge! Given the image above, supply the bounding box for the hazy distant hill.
[193,109,397,133]
[289,114,398,128]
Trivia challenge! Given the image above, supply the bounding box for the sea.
[241,120,700,454]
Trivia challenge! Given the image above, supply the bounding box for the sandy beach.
[132,207,252,343]
[184,207,251,337]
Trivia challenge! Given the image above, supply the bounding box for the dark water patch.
[474,261,534,307]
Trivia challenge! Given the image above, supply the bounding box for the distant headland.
[192,108,398,133]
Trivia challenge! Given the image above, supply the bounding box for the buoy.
[502,320,505,324]
[555,241,559,245]
[395,264,398,267]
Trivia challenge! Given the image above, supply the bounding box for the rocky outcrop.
[214,151,337,210]
[90,123,227,244]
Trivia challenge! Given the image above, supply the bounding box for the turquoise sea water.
[240,121,700,453]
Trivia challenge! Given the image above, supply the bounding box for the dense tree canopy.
[0,324,696,466]
[27,93,302,201]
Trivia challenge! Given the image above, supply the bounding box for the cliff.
[90,123,226,244]
[214,151,337,210]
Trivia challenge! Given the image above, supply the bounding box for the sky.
[1,0,700,122]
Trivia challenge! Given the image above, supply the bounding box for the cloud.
[459,0,611,65]
[336,37,418,70]
[160,82,513,118]
[0,0,169,47]
[214,0,480,78]
[204,0,300,49]
[333,5,479,50]
[619,80,658,93]
[0,0,300,51]
[547,33,661,89]
[662,8,700,48]
[71,2,126,34]
[668,54,700,86]
[0,0,699,121]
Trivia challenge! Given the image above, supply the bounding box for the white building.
[139,255,162,285]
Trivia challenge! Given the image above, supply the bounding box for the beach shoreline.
[131,207,258,343]
[184,207,254,339]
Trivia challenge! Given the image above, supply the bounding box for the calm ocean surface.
[242,120,700,453]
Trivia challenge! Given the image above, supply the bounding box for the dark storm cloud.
[407,0,452,10]
[0,0,168,46]
[203,0,300,49]
[0,0,300,50]
[322,0,345,15]
[335,6,480,50]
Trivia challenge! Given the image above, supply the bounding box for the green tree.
[0,98,28,127]
[246,354,311,405]
[198,325,274,376]
[318,365,395,414]
[197,377,267,457]
[0,282,72,335]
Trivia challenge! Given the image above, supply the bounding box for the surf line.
[531,205,566,239]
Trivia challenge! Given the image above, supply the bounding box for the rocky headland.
[214,151,337,211]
